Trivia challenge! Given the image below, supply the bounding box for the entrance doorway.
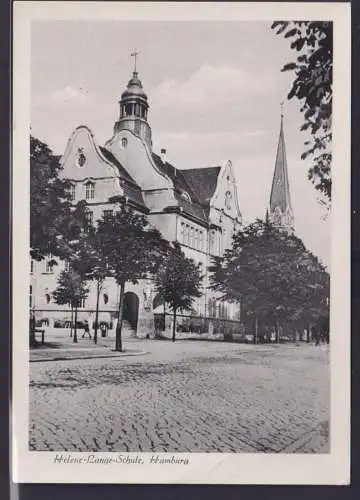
[123,292,139,335]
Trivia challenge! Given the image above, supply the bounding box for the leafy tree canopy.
[52,269,89,309]
[209,218,329,325]
[271,21,332,203]
[155,242,203,314]
[30,135,88,262]
[96,203,170,285]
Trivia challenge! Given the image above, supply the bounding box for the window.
[189,227,194,248]
[85,182,95,200]
[195,229,199,249]
[209,231,215,255]
[30,260,34,274]
[70,184,76,201]
[200,231,204,251]
[45,293,51,304]
[103,293,109,305]
[180,222,185,243]
[85,210,93,227]
[121,137,128,148]
[45,261,54,273]
[103,209,113,221]
[29,285,32,308]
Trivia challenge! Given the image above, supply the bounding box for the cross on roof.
[131,50,139,73]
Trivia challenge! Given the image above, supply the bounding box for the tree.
[52,269,89,343]
[155,242,203,342]
[96,203,169,351]
[209,219,329,335]
[271,21,332,203]
[67,223,109,344]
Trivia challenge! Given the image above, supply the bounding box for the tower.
[269,106,294,234]
[114,51,152,147]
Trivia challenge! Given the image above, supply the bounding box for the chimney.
[160,148,167,164]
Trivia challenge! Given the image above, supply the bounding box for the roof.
[179,167,221,206]
[99,146,136,184]
[99,146,147,211]
[269,117,292,214]
[152,153,210,223]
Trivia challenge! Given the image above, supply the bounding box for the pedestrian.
[81,320,92,339]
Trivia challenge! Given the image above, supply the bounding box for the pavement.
[29,339,330,453]
[30,330,147,362]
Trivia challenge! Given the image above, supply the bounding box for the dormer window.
[85,181,95,200]
[180,191,191,203]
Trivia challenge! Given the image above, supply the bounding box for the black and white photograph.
[12,1,350,485]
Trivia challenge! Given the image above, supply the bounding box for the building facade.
[31,68,245,337]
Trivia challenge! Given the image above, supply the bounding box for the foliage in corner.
[271,21,332,204]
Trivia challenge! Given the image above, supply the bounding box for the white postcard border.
[12,1,351,485]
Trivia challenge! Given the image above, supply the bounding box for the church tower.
[269,107,294,234]
[114,51,152,147]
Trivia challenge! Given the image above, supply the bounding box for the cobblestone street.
[29,340,330,453]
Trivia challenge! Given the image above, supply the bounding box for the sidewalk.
[30,331,148,362]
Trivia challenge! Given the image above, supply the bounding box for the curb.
[30,350,148,363]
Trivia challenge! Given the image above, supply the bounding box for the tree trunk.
[94,280,100,345]
[70,306,73,337]
[73,307,78,343]
[172,308,177,342]
[115,281,125,352]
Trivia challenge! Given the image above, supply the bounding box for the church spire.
[269,105,294,234]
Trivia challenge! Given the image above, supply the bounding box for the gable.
[60,126,121,181]
[209,160,242,223]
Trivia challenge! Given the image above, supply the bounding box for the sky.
[31,20,331,266]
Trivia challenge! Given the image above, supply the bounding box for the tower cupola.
[114,51,152,147]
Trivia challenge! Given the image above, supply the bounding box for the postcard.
[12,1,350,485]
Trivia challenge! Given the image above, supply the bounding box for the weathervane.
[131,49,139,73]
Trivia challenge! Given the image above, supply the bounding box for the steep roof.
[179,167,221,206]
[152,152,208,223]
[99,146,136,184]
[269,117,292,214]
[99,146,147,211]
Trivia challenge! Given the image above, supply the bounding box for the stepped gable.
[99,146,147,211]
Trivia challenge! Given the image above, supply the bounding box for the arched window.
[29,285,33,308]
[85,182,95,200]
[103,293,109,305]
[30,260,34,273]
[45,293,51,304]
[121,137,128,148]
